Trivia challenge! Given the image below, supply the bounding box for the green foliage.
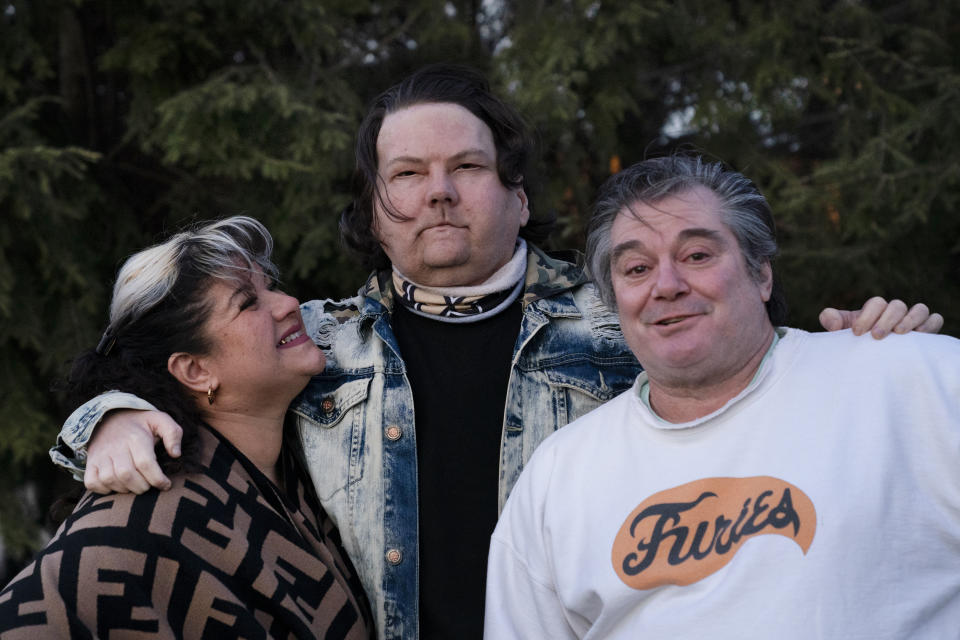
[1,0,957,577]
[0,96,106,559]
[493,0,960,327]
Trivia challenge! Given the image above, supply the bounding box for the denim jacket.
[51,244,642,639]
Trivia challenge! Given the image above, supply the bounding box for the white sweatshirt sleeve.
[484,443,579,640]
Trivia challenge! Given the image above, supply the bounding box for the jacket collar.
[520,244,587,311]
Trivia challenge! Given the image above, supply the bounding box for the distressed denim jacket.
[52,245,642,640]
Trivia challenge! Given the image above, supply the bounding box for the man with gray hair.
[484,154,960,639]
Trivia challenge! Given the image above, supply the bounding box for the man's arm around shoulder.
[51,391,160,479]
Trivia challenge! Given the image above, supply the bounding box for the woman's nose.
[271,289,301,319]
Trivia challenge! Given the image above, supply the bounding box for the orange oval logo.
[612,476,816,590]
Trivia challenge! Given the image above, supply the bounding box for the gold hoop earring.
[207,387,216,405]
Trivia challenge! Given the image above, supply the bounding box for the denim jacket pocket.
[545,362,638,428]
[294,376,371,502]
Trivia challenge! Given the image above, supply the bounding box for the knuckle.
[163,421,183,437]
[132,454,155,469]
[124,429,148,444]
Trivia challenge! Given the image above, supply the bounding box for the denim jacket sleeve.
[49,391,160,480]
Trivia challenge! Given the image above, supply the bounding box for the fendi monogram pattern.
[0,426,373,639]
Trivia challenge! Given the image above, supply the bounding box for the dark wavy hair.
[62,216,279,474]
[340,63,554,271]
[586,154,788,325]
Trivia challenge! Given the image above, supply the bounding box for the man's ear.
[517,187,530,227]
[759,261,774,302]
[168,352,215,395]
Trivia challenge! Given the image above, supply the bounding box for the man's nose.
[427,172,458,206]
[651,262,690,300]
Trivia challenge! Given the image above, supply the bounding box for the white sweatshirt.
[485,329,960,640]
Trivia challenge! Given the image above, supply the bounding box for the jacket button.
[386,548,403,565]
[385,425,402,441]
[321,398,335,415]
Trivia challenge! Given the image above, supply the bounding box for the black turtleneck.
[391,300,523,639]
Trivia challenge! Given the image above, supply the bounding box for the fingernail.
[172,446,181,456]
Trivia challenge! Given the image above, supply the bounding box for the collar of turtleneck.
[391,239,528,324]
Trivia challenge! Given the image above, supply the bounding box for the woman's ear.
[168,352,215,395]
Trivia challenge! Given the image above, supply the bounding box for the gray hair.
[106,215,278,341]
[585,154,787,325]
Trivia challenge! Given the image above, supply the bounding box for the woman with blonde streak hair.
[0,216,373,639]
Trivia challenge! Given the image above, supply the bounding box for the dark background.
[1,0,958,580]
